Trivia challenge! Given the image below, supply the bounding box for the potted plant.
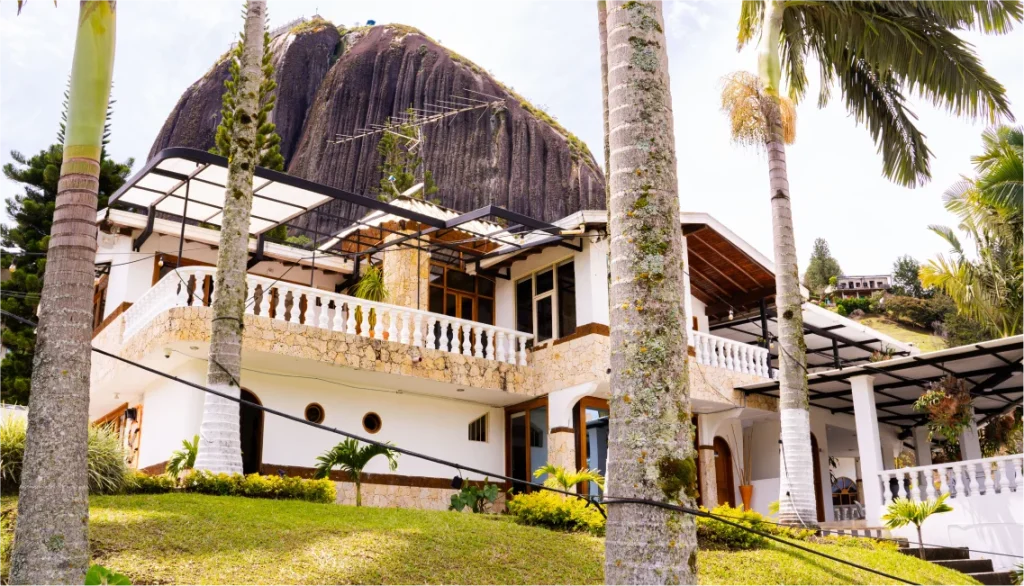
[914,375,973,442]
[353,265,388,337]
[736,428,754,511]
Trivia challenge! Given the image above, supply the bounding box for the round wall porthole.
[304,403,325,424]
[362,412,382,434]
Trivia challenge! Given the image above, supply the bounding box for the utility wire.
[86,343,919,585]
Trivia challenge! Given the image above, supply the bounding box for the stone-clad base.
[334,481,506,512]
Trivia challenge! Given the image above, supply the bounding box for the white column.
[959,415,982,461]
[913,426,932,467]
[850,375,884,526]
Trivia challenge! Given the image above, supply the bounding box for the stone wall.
[530,333,611,395]
[547,429,576,473]
[334,480,506,511]
[688,360,778,411]
[381,229,431,311]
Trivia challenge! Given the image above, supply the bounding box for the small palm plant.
[166,435,199,480]
[352,265,388,335]
[882,493,953,560]
[314,438,398,506]
[533,464,605,494]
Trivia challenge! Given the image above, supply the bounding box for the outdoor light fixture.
[157,255,164,267]
[456,388,465,393]
[451,475,464,490]
[728,308,734,320]
[125,408,137,422]
[7,261,14,272]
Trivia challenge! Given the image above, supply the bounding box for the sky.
[1,1,1021,275]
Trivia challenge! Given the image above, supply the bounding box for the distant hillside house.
[829,274,892,299]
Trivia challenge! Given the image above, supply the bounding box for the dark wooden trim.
[697,444,716,450]
[550,426,574,434]
[575,396,610,495]
[503,396,549,413]
[92,301,132,338]
[551,322,610,346]
[240,388,264,476]
[260,464,508,490]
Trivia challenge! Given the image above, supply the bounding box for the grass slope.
[857,315,947,352]
[1,495,976,585]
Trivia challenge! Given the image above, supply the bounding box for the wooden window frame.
[504,396,548,492]
[514,257,576,345]
[468,413,488,443]
[92,273,109,330]
[574,396,610,495]
[428,262,495,324]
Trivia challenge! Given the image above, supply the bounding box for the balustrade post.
[255,284,268,316]
[400,312,411,345]
[473,326,483,358]
[271,287,284,321]
[983,462,996,494]
[462,324,473,356]
[386,308,397,341]
[518,336,528,366]
[412,314,424,347]
[938,465,951,497]
[996,460,1010,493]
[317,297,330,329]
[426,316,437,349]
[344,303,356,334]
[966,462,980,495]
[485,329,495,360]
[441,320,452,353]
[495,332,506,362]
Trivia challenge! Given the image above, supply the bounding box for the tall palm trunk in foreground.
[194,0,267,474]
[603,2,697,583]
[10,2,116,583]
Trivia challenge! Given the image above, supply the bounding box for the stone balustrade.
[691,329,774,379]
[122,267,533,366]
[878,453,1024,505]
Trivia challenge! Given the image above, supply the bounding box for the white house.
[828,274,893,299]
[87,148,1022,565]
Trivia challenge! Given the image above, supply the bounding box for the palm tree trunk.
[917,525,925,560]
[766,109,817,527]
[355,477,362,507]
[598,0,611,203]
[603,2,697,583]
[9,3,116,583]
[194,0,266,475]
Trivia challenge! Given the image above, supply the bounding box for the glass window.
[446,268,476,293]
[478,298,494,326]
[429,287,444,314]
[529,406,548,483]
[477,277,495,297]
[557,261,576,338]
[516,279,533,334]
[510,412,527,491]
[536,297,553,342]
[536,269,554,294]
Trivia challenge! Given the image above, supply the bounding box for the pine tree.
[802,238,842,296]
[0,103,132,405]
[212,25,284,172]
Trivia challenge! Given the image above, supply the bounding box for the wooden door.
[811,433,825,522]
[714,436,735,508]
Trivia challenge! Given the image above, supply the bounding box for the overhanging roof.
[108,147,445,236]
[737,336,1024,431]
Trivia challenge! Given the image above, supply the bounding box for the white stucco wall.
[137,359,505,481]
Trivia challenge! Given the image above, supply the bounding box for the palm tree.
[726,0,1020,527]
[353,264,388,334]
[194,0,269,475]
[533,464,605,493]
[314,438,398,506]
[882,493,953,560]
[10,2,116,583]
[166,435,200,480]
[602,2,697,583]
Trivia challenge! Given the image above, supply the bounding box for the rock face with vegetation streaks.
[149,18,605,226]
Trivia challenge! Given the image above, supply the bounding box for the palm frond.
[873,1,1022,34]
[834,56,932,187]
[354,264,388,303]
[927,225,965,255]
[737,0,766,49]
[882,493,953,529]
[314,438,398,480]
[720,71,796,150]
[534,464,606,492]
[167,435,199,478]
[795,2,1016,124]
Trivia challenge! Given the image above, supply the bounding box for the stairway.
[899,546,1016,585]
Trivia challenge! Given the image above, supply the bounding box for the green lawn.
[857,315,947,353]
[1,494,976,585]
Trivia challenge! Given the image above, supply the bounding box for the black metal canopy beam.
[132,206,157,251]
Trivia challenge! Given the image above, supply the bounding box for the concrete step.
[967,571,1015,586]
[933,559,994,574]
[899,546,971,561]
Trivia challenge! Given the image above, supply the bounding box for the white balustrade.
[690,330,773,379]
[876,454,1023,513]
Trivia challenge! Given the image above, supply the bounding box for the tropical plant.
[914,375,973,442]
[506,490,606,535]
[166,435,199,479]
[449,480,500,513]
[195,0,271,476]
[803,238,843,296]
[533,464,605,493]
[891,255,928,298]
[9,1,118,581]
[352,264,388,333]
[313,438,398,506]
[727,0,1020,527]
[1,417,132,496]
[882,493,953,560]
[600,2,698,582]
[922,125,1023,339]
[84,564,131,586]
[1011,562,1023,586]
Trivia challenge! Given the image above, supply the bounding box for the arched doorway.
[810,433,825,522]
[713,436,736,507]
[240,389,263,475]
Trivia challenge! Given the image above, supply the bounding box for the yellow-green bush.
[181,470,335,503]
[506,491,605,535]
[127,471,176,494]
[697,504,769,549]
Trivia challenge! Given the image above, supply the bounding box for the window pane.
[429,286,444,314]
[430,264,444,284]
[477,276,495,297]
[478,298,494,325]
[516,279,533,334]
[536,269,554,294]
[536,296,553,342]
[557,261,576,338]
[445,293,457,317]
[510,412,528,492]
[446,268,476,293]
[461,297,474,321]
[530,407,549,484]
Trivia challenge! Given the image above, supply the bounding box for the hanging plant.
[913,375,973,441]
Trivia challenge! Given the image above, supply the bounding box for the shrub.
[835,297,872,316]
[449,481,500,513]
[506,491,605,535]
[181,470,336,504]
[126,471,175,494]
[1,417,132,495]
[696,504,768,549]
[884,294,954,330]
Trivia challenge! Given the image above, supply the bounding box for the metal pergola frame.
[737,337,1024,433]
